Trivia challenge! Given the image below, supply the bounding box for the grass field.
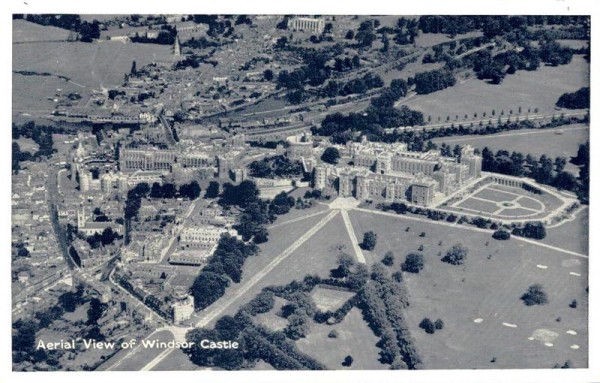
[543,208,589,255]
[347,209,588,369]
[12,73,87,112]
[414,32,484,48]
[13,137,39,153]
[13,38,172,90]
[310,286,356,312]
[295,307,385,370]
[255,213,352,287]
[400,55,589,120]
[432,125,589,174]
[253,296,290,332]
[13,20,71,43]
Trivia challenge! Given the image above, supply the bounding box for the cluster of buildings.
[12,162,65,318]
[313,139,482,207]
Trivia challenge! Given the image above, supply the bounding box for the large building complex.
[314,140,482,207]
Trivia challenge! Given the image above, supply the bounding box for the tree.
[381,251,395,266]
[269,192,295,215]
[441,243,468,265]
[205,181,220,199]
[521,284,548,306]
[342,355,354,367]
[512,222,546,240]
[179,181,201,199]
[263,69,274,81]
[191,272,231,310]
[12,319,38,353]
[434,319,444,330]
[361,231,377,251]
[419,318,436,334]
[130,60,137,76]
[321,147,340,165]
[492,229,511,240]
[86,298,107,325]
[244,290,275,315]
[402,253,424,273]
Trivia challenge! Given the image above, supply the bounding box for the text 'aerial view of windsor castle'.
[11,14,589,372]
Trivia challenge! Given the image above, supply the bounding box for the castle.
[314,139,482,207]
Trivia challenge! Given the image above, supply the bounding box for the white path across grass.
[268,208,329,229]
[340,210,366,264]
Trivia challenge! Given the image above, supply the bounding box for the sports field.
[347,209,588,369]
[400,54,589,121]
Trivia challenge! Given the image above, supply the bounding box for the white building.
[171,288,194,324]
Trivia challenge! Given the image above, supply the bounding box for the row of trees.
[149,181,201,200]
[21,14,100,42]
[414,69,456,95]
[357,264,421,369]
[191,181,300,311]
[481,146,587,203]
[186,307,325,370]
[377,201,546,240]
[319,72,384,99]
[191,234,259,310]
[417,15,588,38]
[86,227,122,249]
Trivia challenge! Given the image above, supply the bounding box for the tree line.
[480,144,588,203]
[19,14,100,42]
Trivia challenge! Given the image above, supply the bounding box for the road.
[340,210,366,264]
[159,112,177,146]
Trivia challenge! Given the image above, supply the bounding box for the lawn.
[310,286,356,312]
[253,212,352,287]
[12,73,87,113]
[432,124,589,175]
[253,296,290,332]
[542,208,589,255]
[194,211,345,323]
[347,209,588,369]
[13,20,71,43]
[13,39,172,90]
[295,307,385,370]
[400,55,589,121]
